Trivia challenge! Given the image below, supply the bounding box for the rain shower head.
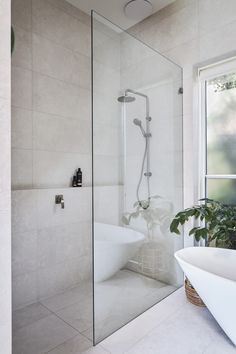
[117,94,136,103]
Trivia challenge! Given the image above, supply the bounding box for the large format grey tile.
[47,333,92,354]
[55,298,93,333]
[94,186,122,225]
[33,150,91,188]
[36,187,92,229]
[95,271,180,345]
[12,0,32,31]
[41,282,92,312]
[12,148,33,189]
[12,229,38,277]
[33,72,90,119]
[139,1,198,53]
[94,156,122,186]
[11,107,32,149]
[93,123,121,157]
[33,33,90,88]
[83,346,110,354]
[126,302,225,354]
[47,0,90,26]
[203,331,236,354]
[12,66,32,109]
[199,20,236,62]
[12,189,37,233]
[11,26,32,70]
[37,222,91,268]
[13,314,78,354]
[32,0,90,56]
[163,38,199,80]
[13,302,52,332]
[12,271,38,310]
[33,111,90,154]
[199,0,236,36]
[37,259,86,300]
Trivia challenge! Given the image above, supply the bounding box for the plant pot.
[185,277,205,307]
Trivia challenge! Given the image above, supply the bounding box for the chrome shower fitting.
[118,89,152,209]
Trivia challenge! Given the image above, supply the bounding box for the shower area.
[11,1,183,352]
[92,11,183,343]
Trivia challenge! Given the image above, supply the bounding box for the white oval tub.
[175,247,236,345]
[94,223,145,282]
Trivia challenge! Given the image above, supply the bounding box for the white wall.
[129,0,236,246]
[0,0,11,352]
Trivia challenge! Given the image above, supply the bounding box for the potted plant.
[170,198,236,305]
[122,195,173,239]
[170,198,236,249]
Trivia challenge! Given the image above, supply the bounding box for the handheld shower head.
[133,118,142,126]
[133,118,146,137]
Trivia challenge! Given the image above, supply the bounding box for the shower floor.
[12,270,176,354]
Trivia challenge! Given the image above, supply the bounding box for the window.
[199,58,236,205]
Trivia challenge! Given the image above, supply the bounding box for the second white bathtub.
[94,222,145,282]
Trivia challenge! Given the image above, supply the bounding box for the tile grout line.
[39,299,93,338]
[12,63,91,93]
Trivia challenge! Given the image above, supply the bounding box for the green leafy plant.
[122,196,173,236]
[170,198,236,249]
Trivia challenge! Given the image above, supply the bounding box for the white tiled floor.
[13,275,236,354]
[93,288,236,354]
[13,282,93,354]
[12,270,175,354]
[94,270,176,342]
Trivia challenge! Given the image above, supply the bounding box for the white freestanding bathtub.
[175,247,236,345]
[94,223,145,282]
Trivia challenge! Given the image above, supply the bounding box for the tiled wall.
[128,0,236,246]
[92,15,123,225]
[11,0,122,310]
[11,0,91,189]
[0,0,11,352]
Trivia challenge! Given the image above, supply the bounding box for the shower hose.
[136,137,151,210]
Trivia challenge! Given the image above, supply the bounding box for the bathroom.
[0,0,236,353]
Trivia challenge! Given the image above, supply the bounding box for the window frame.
[198,57,236,202]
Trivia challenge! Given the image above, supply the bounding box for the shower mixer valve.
[55,194,65,209]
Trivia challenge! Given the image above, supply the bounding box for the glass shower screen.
[92,11,183,344]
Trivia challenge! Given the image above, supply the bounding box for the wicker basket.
[185,278,206,307]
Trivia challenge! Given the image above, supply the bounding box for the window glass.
[207,179,236,205]
[207,72,236,174]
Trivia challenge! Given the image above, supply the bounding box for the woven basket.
[185,278,205,307]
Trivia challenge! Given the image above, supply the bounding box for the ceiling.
[66,0,175,29]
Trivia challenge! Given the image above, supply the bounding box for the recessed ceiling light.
[124,0,153,21]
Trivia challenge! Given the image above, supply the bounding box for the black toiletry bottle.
[76,168,82,187]
[72,175,77,187]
